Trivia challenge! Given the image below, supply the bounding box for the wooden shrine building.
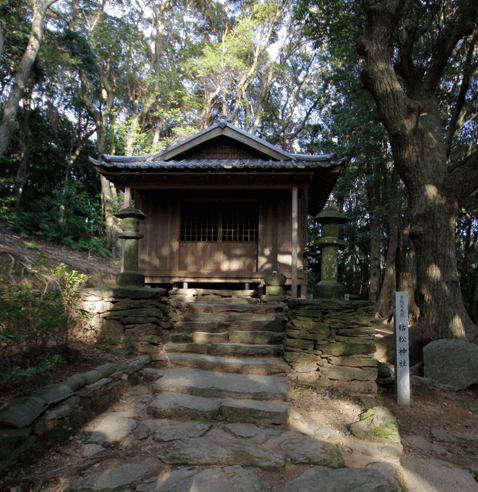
[91,116,346,297]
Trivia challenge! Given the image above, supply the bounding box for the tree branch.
[445,33,478,158]
[448,150,478,202]
[356,0,421,139]
[423,1,478,94]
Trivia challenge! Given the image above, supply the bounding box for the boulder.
[424,339,478,391]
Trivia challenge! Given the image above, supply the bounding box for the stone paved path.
[6,296,478,492]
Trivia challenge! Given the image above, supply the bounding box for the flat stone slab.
[278,467,400,492]
[148,393,221,420]
[88,413,137,443]
[169,353,287,375]
[0,396,48,428]
[350,407,401,444]
[165,342,283,357]
[221,399,291,423]
[280,437,345,468]
[185,303,275,314]
[153,420,211,442]
[431,429,478,444]
[183,331,283,345]
[29,383,74,405]
[141,368,165,380]
[224,423,282,444]
[401,455,478,492]
[82,444,105,457]
[304,420,335,440]
[153,368,288,401]
[71,463,149,491]
[347,440,403,459]
[160,436,286,471]
[133,424,151,441]
[402,435,448,455]
[137,465,271,492]
[0,428,31,458]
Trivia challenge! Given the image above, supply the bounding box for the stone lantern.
[115,206,147,287]
[313,206,349,299]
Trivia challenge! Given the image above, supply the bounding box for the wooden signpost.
[394,292,410,405]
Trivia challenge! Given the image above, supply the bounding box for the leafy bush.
[13,182,112,256]
[0,264,88,385]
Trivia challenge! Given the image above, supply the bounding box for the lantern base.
[313,280,345,300]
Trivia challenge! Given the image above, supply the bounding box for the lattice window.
[180,205,218,241]
[221,208,258,242]
[181,203,258,242]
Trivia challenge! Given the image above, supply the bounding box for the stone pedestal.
[115,206,147,287]
[261,272,287,302]
[313,208,349,299]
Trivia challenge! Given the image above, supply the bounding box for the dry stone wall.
[79,287,173,357]
[285,299,377,395]
[0,356,153,472]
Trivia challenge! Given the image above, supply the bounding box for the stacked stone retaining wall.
[0,356,153,472]
[285,299,377,395]
[79,287,174,357]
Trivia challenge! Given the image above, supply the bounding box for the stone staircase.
[147,293,291,424]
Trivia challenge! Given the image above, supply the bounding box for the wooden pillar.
[124,186,132,207]
[291,187,298,299]
[120,187,132,273]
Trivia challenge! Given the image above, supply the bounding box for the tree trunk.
[398,225,419,321]
[367,161,381,303]
[13,106,32,204]
[376,166,400,317]
[0,0,58,159]
[357,0,478,343]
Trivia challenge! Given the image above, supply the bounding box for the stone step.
[152,368,288,401]
[184,303,285,315]
[169,288,257,299]
[164,342,284,357]
[147,393,290,424]
[179,297,260,305]
[168,353,288,375]
[147,393,221,420]
[221,399,291,424]
[177,318,285,332]
[170,331,284,345]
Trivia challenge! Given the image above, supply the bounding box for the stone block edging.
[0,355,152,472]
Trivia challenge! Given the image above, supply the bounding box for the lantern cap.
[313,206,349,224]
[115,206,147,220]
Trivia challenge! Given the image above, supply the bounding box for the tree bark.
[357,0,478,342]
[12,104,32,204]
[0,0,58,159]
[398,225,419,321]
[367,161,381,303]
[376,166,400,317]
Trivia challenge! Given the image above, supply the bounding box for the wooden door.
[178,201,258,272]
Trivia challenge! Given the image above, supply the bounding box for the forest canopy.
[1,0,478,343]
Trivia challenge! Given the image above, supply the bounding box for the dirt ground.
[1,225,478,486]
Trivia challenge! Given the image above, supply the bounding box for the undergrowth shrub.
[0,264,88,386]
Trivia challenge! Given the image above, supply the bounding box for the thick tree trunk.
[408,184,475,341]
[398,226,419,321]
[0,0,58,159]
[376,167,400,317]
[357,0,478,343]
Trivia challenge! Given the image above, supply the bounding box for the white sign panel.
[394,292,410,405]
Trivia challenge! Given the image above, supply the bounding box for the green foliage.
[0,265,88,386]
